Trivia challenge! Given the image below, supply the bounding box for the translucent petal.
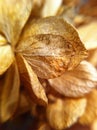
[16,53,48,106]
[49,61,97,97]
[16,17,87,79]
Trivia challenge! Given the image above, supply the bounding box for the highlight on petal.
[49,61,97,97]
[0,34,7,46]
[46,96,86,130]
[16,54,48,106]
[0,44,14,75]
[0,0,33,46]
[16,16,87,79]
[78,21,97,50]
[41,0,62,17]
[79,89,97,125]
[0,61,20,122]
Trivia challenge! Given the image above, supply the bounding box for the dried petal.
[16,17,87,79]
[46,97,86,129]
[0,34,7,46]
[0,61,20,122]
[16,53,48,106]
[87,48,97,67]
[49,61,97,97]
[0,44,14,75]
[79,89,97,125]
[78,21,97,50]
[0,0,33,47]
[41,0,62,17]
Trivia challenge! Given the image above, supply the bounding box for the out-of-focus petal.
[41,0,62,17]
[0,61,20,122]
[46,97,86,129]
[0,44,14,75]
[0,0,33,47]
[78,21,97,50]
[79,89,97,125]
[16,17,87,79]
[0,34,7,46]
[49,61,97,97]
[16,53,48,106]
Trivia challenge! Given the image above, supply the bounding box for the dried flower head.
[0,0,88,122]
[0,1,97,130]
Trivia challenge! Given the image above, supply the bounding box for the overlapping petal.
[16,53,48,106]
[16,17,87,79]
[49,61,97,97]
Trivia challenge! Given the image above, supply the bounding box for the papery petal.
[0,44,14,75]
[79,89,97,125]
[0,0,33,47]
[16,54,48,106]
[46,97,86,129]
[49,61,97,97]
[0,61,20,122]
[16,17,87,79]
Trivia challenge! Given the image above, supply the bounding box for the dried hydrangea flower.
[0,0,88,123]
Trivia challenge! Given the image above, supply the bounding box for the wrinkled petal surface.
[49,61,97,97]
[16,17,87,79]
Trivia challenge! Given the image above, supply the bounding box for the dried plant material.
[49,61,97,97]
[0,44,14,75]
[79,89,97,125]
[46,97,86,130]
[41,0,62,17]
[78,21,97,50]
[0,61,20,122]
[0,34,7,46]
[0,0,33,46]
[16,53,48,106]
[16,16,87,79]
